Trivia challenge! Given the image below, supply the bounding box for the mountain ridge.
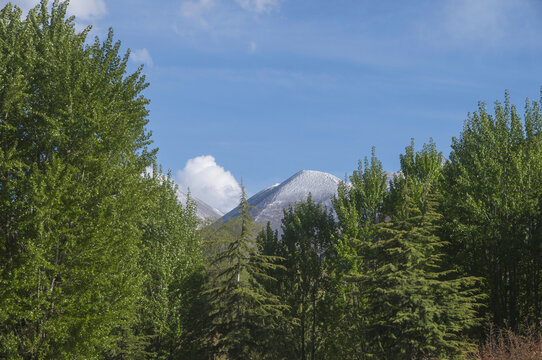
[221,170,342,232]
[177,190,224,220]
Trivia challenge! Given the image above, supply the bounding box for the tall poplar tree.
[331,149,389,357]
[278,195,338,360]
[135,166,203,359]
[442,91,542,329]
[0,1,154,358]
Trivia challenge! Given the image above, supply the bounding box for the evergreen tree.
[257,222,280,261]
[359,141,481,359]
[205,188,285,359]
[255,222,298,359]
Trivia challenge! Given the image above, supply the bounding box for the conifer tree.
[205,188,285,359]
[257,221,280,260]
[359,141,481,359]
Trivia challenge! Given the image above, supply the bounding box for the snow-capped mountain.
[384,171,399,185]
[177,190,224,220]
[221,170,342,232]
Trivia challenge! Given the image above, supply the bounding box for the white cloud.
[2,0,38,13]
[66,0,107,21]
[235,0,280,14]
[175,0,281,39]
[130,48,154,67]
[3,0,107,20]
[176,155,241,213]
[179,0,215,29]
[144,166,154,177]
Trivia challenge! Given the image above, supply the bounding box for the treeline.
[2,2,542,359]
[184,94,542,360]
[200,143,481,360]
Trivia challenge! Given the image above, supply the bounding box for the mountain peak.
[293,169,318,175]
[286,169,342,184]
[290,169,334,178]
[221,170,341,232]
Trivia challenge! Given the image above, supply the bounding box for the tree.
[257,222,280,263]
[134,165,203,359]
[331,148,389,357]
[359,140,481,359]
[442,91,542,330]
[278,195,339,360]
[333,148,389,244]
[204,188,285,359]
[0,1,154,358]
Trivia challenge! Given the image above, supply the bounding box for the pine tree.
[359,141,481,359]
[361,195,480,359]
[257,221,280,260]
[205,188,285,359]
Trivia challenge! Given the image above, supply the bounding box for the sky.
[4,0,542,212]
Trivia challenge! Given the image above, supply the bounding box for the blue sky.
[5,0,542,212]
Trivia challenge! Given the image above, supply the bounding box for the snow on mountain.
[177,190,224,220]
[221,170,342,232]
[384,171,399,185]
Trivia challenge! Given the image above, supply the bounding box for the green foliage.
[364,198,480,359]
[0,1,153,358]
[331,149,389,358]
[332,142,481,359]
[334,148,388,243]
[204,188,286,359]
[442,91,542,329]
[0,1,536,356]
[358,141,481,359]
[387,138,443,216]
[257,222,279,261]
[134,165,203,359]
[276,195,339,360]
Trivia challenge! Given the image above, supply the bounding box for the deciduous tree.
[0,1,154,358]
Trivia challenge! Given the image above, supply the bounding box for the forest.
[2,2,542,359]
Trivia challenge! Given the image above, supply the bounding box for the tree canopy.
[0,2,202,359]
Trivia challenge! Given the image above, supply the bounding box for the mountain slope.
[221,170,341,231]
[177,190,224,220]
